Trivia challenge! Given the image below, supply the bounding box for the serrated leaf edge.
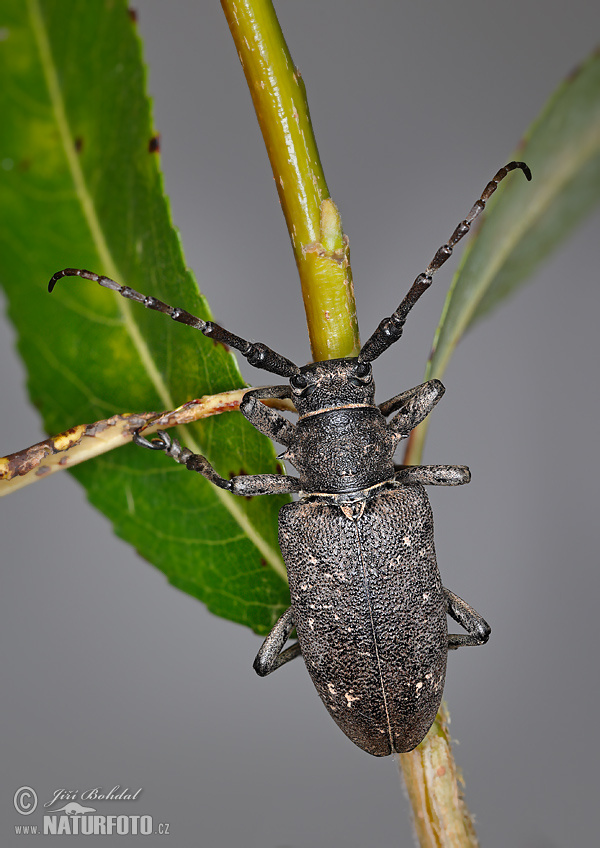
[28,0,287,583]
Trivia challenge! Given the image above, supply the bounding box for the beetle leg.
[133,430,301,496]
[395,465,471,486]
[445,588,491,649]
[239,386,296,446]
[382,379,445,437]
[253,606,302,676]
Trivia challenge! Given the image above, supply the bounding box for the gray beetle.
[49,161,530,756]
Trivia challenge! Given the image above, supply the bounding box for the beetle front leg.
[381,379,445,437]
[134,431,301,496]
[395,464,471,486]
[239,386,296,446]
[445,588,491,649]
[253,606,302,676]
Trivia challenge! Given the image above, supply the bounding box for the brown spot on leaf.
[148,135,160,153]
[212,337,230,353]
[74,136,84,153]
[128,8,138,23]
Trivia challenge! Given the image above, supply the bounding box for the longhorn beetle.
[49,161,531,756]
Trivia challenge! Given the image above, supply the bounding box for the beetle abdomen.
[279,483,447,756]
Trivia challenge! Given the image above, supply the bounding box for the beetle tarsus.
[445,588,491,649]
[133,430,169,451]
[254,606,302,676]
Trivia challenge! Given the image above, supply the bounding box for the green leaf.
[0,0,290,634]
[430,49,600,380]
[407,48,600,464]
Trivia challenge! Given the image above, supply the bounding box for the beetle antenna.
[48,268,300,378]
[358,161,531,363]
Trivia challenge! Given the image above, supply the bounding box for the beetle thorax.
[285,359,396,494]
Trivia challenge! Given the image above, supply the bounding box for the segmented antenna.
[48,268,300,378]
[358,161,531,363]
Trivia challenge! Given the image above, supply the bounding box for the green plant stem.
[221,0,360,361]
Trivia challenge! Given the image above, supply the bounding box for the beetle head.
[289,358,376,418]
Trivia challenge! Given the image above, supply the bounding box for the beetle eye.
[355,361,370,378]
[290,374,308,392]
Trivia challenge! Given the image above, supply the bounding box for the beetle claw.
[133,429,170,451]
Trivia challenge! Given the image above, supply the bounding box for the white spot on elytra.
[422,592,430,601]
[308,618,315,631]
[416,681,423,690]
[327,682,337,695]
[345,691,360,707]
[403,536,412,546]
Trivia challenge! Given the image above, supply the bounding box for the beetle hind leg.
[445,587,491,649]
[253,606,302,676]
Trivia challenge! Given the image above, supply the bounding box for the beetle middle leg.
[253,606,302,676]
[134,430,301,496]
[445,588,491,649]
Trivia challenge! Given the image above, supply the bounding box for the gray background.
[1,1,599,845]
